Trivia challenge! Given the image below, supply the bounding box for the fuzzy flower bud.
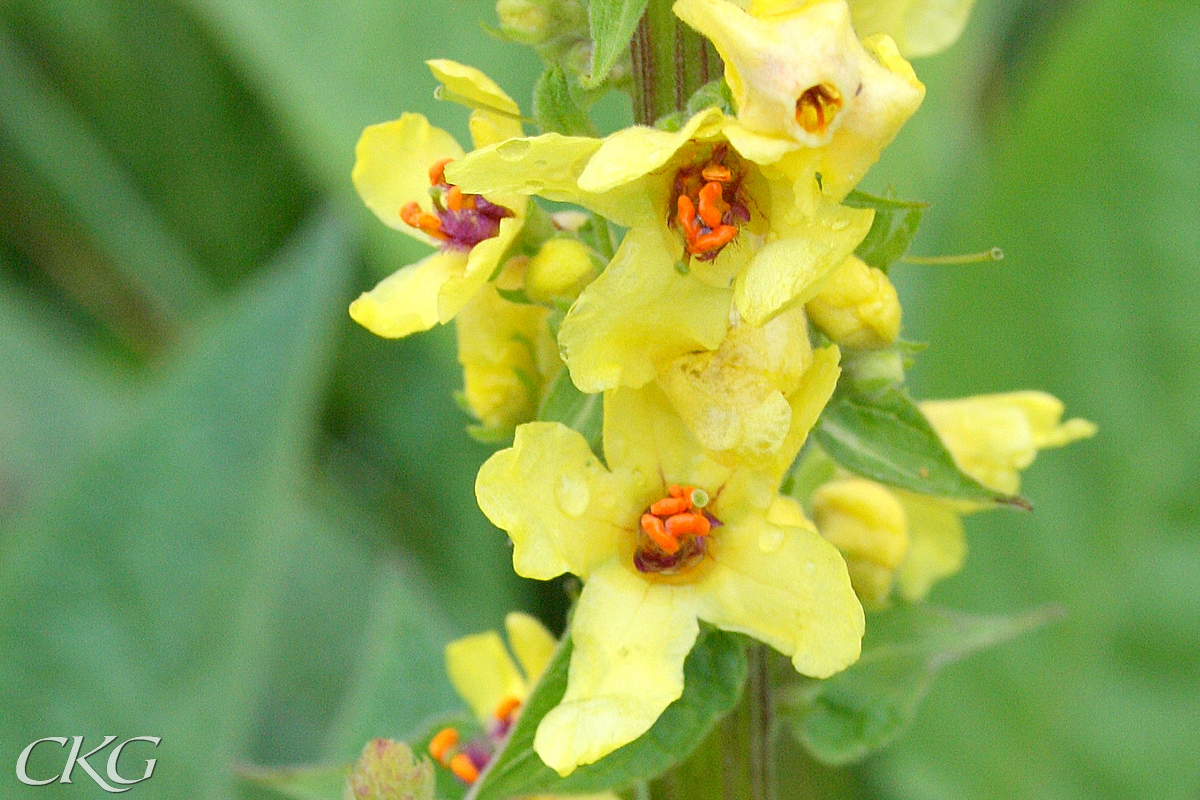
[344,739,435,800]
[806,255,901,349]
[496,0,588,50]
[525,238,597,303]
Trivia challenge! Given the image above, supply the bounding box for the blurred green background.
[1,0,1197,798]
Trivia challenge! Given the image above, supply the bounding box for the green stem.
[629,0,721,125]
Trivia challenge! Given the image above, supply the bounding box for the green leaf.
[0,210,350,799]
[584,0,649,88]
[533,66,598,136]
[814,381,1030,509]
[843,190,927,272]
[782,604,1062,765]
[685,78,734,117]
[537,367,604,458]
[470,628,747,800]
[238,763,349,800]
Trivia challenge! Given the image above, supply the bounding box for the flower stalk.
[630,0,720,125]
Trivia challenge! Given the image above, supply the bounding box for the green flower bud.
[496,0,587,47]
[525,238,597,303]
[344,739,434,800]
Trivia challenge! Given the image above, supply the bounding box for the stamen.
[429,727,459,765]
[690,226,737,254]
[401,201,449,240]
[446,185,465,212]
[429,158,453,186]
[449,753,480,784]
[701,164,732,183]
[641,513,680,555]
[666,512,711,538]
[493,695,522,722]
[676,195,702,242]
[697,181,730,228]
[650,496,689,516]
[796,83,844,135]
[667,484,689,499]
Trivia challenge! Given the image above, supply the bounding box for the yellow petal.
[534,559,701,776]
[426,59,524,145]
[602,383,737,503]
[456,284,551,433]
[445,134,655,227]
[439,212,527,322]
[577,107,723,193]
[806,255,902,348]
[658,307,813,459]
[558,225,732,392]
[475,422,631,581]
[349,250,467,338]
[846,0,980,57]
[525,238,598,304]
[352,114,464,241]
[919,391,1096,495]
[694,510,864,678]
[505,612,559,685]
[892,490,965,601]
[445,631,528,723]
[735,201,875,326]
[768,344,842,478]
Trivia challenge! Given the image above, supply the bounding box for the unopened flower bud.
[344,739,435,800]
[496,0,587,47]
[812,477,909,604]
[525,238,597,303]
[807,255,901,349]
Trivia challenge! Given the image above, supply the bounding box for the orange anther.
[666,512,711,539]
[667,484,692,499]
[701,164,732,183]
[449,753,480,784]
[428,727,459,764]
[493,695,522,722]
[697,181,730,228]
[446,185,465,212]
[400,201,449,240]
[650,497,688,516]
[690,225,737,255]
[676,195,701,241]
[641,513,680,555]
[429,157,453,186]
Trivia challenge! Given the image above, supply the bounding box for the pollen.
[635,484,718,575]
[449,753,480,784]
[493,695,522,722]
[401,157,514,249]
[428,727,460,765]
[795,83,843,135]
[671,146,749,262]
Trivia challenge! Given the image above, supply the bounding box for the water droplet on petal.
[759,526,785,553]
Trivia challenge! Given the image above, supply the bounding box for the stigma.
[671,145,751,262]
[635,484,719,575]
[401,157,513,250]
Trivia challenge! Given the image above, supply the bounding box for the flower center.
[671,145,751,262]
[634,484,720,575]
[795,83,843,135]
[401,157,514,250]
[427,694,523,784]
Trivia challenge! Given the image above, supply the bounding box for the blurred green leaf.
[0,209,350,799]
[534,65,597,136]
[843,190,926,273]
[469,628,746,800]
[814,380,1028,508]
[584,0,648,89]
[537,367,603,458]
[239,763,349,800]
[783,604,1061,766]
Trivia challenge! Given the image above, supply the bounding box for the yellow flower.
[810,391,1095,602]
[673,0,925,199]
[427,613,558,784]
[844,0,980,57]
[805,254,901,349]
[448,108,874,394]
[349,60,528,339]
[475,358,863,775]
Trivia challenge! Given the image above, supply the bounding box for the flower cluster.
[348,0,1091,783]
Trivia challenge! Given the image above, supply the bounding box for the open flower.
[448,108,874,395]
[810,391,1096,603]
[427,612,557,784]
[475,352,863,775]
[349,60,527,338]
[673,0,925,199]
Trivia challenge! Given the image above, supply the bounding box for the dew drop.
[555,473,590,517]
